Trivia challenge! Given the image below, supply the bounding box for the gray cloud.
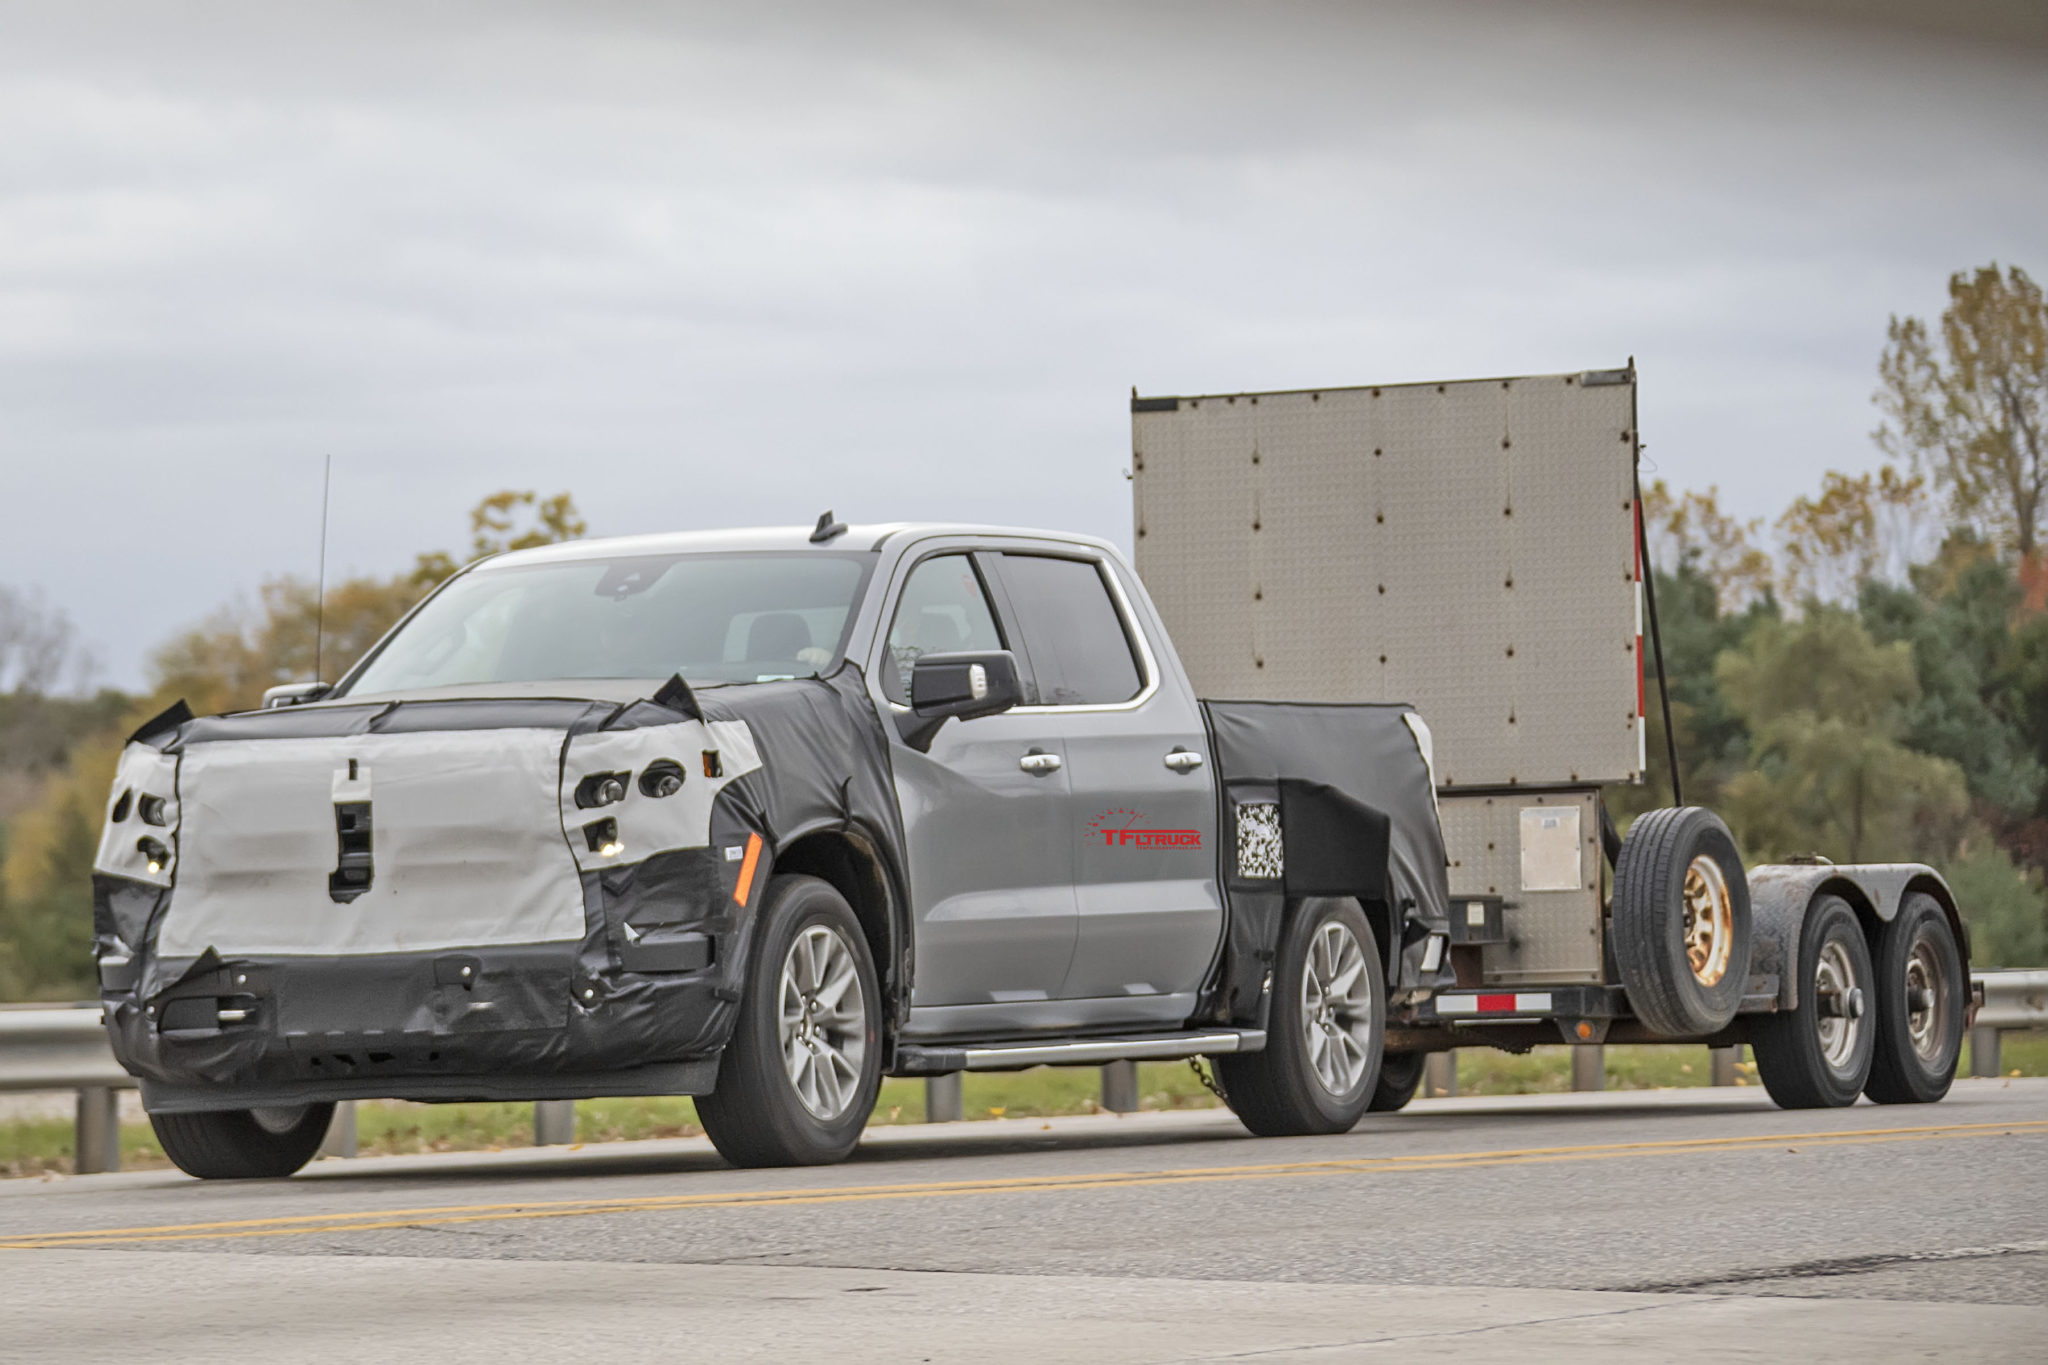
[1,0,2044,687]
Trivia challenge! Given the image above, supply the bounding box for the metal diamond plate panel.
[1134,371,1642,787]
[1438,790,1604,985]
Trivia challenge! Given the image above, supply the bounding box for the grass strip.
[5,1033,2040,1178]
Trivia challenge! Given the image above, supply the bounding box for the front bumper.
[104,941,735,1110]
[97,838,758,1111]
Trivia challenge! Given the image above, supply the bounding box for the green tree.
[1877,263,2048,557]
[1945,843,2048,967]
[1858,554,2045,815]
[1716,609,1970,862]
[0,787,98,999]
[1616,559,1779,818]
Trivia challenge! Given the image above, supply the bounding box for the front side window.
[998,554,1143,706]
[882,554,1004,705]
[341,552,874,694]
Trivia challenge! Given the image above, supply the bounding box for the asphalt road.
[3,1078,2044,1363]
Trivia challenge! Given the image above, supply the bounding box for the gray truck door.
[988,551,1222,1023]
[881,551,1079,1028]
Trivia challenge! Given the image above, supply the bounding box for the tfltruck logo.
[1087,807,1202,849]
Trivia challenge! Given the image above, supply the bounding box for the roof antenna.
[810,509,848,543]
[314,453,332,681]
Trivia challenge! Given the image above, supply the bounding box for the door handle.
[1019,749,1063,775]
[1163,748,1205,773]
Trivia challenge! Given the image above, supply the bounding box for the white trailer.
[1131,366,1975,1110]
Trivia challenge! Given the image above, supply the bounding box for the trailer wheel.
[1863,892,1964,1105]
[1368,1050,1425,1112]
[698,874,882,1166]
[1611,806,1752,1037]
[1218,898,1384,1136]
[150,1103,335,1179]
[1751,895,1874,1108]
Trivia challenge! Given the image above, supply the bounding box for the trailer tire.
[150,1103,335,1180]
[1611,806,1751,1037]
[1218,898,1384,1136]
[1751,896,1875,1108]
[698,874,882,1167]
[1863,892,1964,1105]
[1368,1050,1425,1112]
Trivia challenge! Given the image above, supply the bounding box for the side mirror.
[262,681,332,709]
[898,651,1023,752]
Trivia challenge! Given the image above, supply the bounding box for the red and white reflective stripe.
[1434,992,1554,1016]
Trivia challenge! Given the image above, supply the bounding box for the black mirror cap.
[898,651,1023,753]
[910,650,1023,719]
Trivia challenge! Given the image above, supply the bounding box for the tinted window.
[999,555,1143,706]
[342,552,872,693]
[882,554,1004,704]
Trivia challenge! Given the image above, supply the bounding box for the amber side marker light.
[733,832,763,905]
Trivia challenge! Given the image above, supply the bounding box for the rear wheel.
[1864,892,1964,1105]
[150,1103,335,1180]
[1218,898,1384,1136]
[698,874,882,1167]
[1751,895,1874,1108]
[1612,807,1752,1037]
[1368,1050,1425,1113]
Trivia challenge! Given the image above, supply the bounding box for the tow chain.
[1188,1055,1229,1103]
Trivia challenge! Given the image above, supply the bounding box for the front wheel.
[1863,892,1964,1105]
[1218,898,1384,1136]
[150,1103,335,1180]
[698,874,882,1167]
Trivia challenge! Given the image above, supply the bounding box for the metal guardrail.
[0,1004,132,1176]
[5,971,2044,1176]
[1971,968,2048,1079]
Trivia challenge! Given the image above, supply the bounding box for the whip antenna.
[314,454,331,682]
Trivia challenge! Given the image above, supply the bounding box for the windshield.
[341,551,875,694]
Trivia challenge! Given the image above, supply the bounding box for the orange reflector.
[733,832,763,906]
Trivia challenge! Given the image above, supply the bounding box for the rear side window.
[998,555,1144,706]
[882,554,1005,705]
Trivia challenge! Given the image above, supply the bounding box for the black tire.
[1368,1050,1425,1113]
[1751,895,1875,1109]
[1864,892,1964,1105]
[150,1103,335,1180]
[698,874,882,1167]
[1218,898,1384,1136]
[1612,807,1752,1037]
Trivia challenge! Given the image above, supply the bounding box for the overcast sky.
[3,0,2045,689]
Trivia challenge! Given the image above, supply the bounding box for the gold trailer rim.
[1683,855,1734,988]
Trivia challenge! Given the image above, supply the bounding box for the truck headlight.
[574,772,630,809]
[638,759,686,799]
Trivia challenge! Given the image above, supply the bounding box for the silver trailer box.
[1131,369,1643,790]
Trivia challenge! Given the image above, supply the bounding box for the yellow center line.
[3,1118,2040,1251]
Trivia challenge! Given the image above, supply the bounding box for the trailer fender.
[1747,863,1965,1012]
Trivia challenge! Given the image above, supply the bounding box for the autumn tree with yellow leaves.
[1877,263,2048,559]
